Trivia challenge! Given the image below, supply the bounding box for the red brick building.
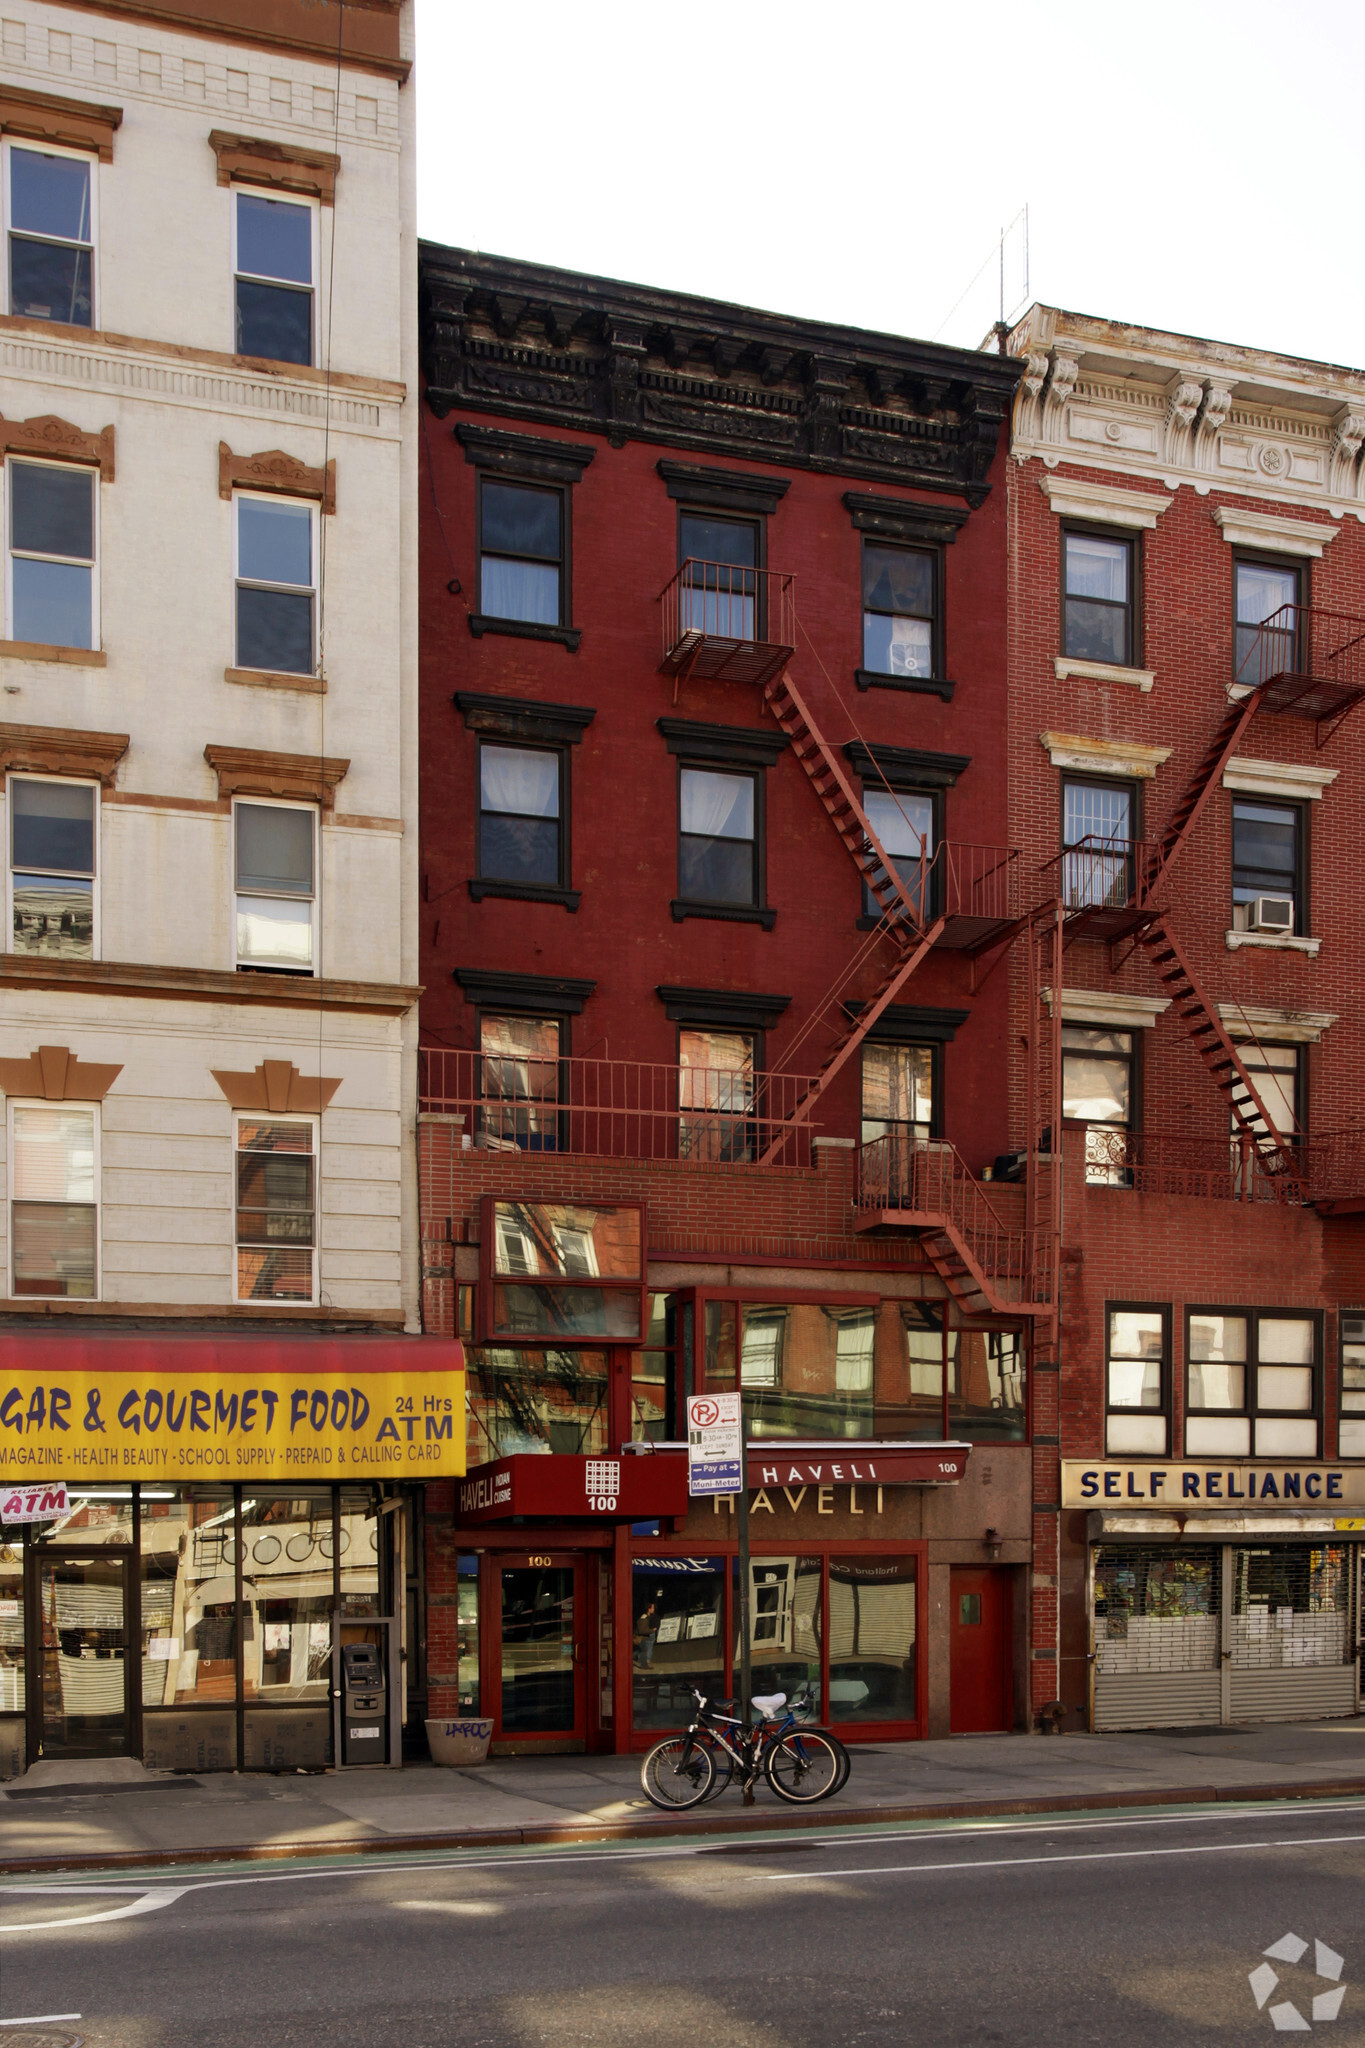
[414,246,1033,1752]
[1005,307,1365,1731]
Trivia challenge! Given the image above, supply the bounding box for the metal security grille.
[1093,1546,1221,1675]
[1230,1544,1349,1671]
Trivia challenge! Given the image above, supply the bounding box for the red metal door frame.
[482,1549,589,1752]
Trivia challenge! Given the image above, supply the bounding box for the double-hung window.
[1340,1314,1365,1458]
[1234,557,1299,687]
[9,1101,98,1299]
[1106,1304,1168,1454]
[678,1025,756,1163]
[5,141,94,327]
[478,481,564,626]
[478,1012,563,1152]
[234,800,316,973]
[678,765,757,908]
[235,1116,316,1303]
[1232,799,1301,933]
[1186,1309,1319,1458]
[478,743,563,889]
[7,459,97,649]
[234,189,315,365]
[8,775,96,958]
[1063,529,1135,666]
[679,511,759,640]
[1235,1042,1300,1148]
[862,784,933,921]
[1063,1025,1134,1185]
[861,1043,934,1147]
[862,542,935,679]
[1062,776,1133,910]
[234,493,316,676]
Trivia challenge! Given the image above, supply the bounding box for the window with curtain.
[862,542,935,678]
[478,743,563,887]
[862,786,933,919]
[679,1026,756,1162]
[1234,558,1299,685]
[10,1102,98,1298]
[234,801,315,973]
[479,480,563,624]
[678,767,757,905]
[1063,530,1134,665]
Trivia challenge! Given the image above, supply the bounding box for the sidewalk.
[3,1719,1363,1874]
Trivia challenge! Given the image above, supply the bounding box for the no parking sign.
[686,1392,742,1496]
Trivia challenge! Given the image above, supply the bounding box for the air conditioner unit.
[1248,895,1294,934]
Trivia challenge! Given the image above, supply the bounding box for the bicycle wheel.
[763,1728,841,1804]
[640,1735,715,1810]
[700,1739,737,1801]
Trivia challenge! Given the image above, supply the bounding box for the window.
[1062,1025,1134,1186]
[1106,1305,1168,1455]
[480,1197,644,1344]
[478,480,564,626]
[1186,1310,1319,1458]
[8,776,96,958]
[1340,1314,1365,1458]
[234,800,316,973]
[478,1013,562,1151]
[1062,777,1133,909]
[234,494,316,676]
[861,1043,934,1147]
[7,459,96,649]
[679,1026,756,1163]
[234,189,314,365]
[5,142,94,327]
[862,785,933,920]
[478,743,563,889]
[1235,558,1300,685]
[862,542,935,679]
[679,511,759,639]
[1063,529,1135,666]
[678,766,757,908]
[9,1101,98,1298]
[1235,1043,1301,1147]
[235,1118,316,1303]
[1232,800,1301,933]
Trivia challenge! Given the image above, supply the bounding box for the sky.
[414,0,1365,372]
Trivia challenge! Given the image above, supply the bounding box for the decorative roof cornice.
[420,246,1020,507]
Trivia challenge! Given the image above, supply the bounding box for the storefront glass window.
[340,1490,382,1618]
[35,1485,134,1546]
[139,1489,235,1709]
[950,1330,1026,1441]
[632,1556,726,1730]
[457,1553,480,1713]
[0,1537,24,1712]
[240,1491,334,1703]
[632,1293,674,1442]
[881,1302,946,1437]
[737,1555,822,1714]
[465,1346,609,1462]
[828,1556,916,1722]
[706,1303,881,1438]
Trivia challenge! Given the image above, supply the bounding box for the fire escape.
[661,572,1365,1335]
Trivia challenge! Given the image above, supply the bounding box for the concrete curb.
[2,1774,1363,1877]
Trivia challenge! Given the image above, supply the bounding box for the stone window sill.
[671,898,776,931]
[0,639,106,667]
[854,668,955,701]
[225,665,325,694]
[468,879,580,911]
[1055,655,1155,693]
[469,615,581,652]
[1224,930,1322,956]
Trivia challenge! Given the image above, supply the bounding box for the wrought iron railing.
[1037,835,1160,913]
[419,1049,822,1168]
[1233,603,1365,694]
[1079,1128,1308,1203]
[659,558,797,661]
[857,1134,1044,1303]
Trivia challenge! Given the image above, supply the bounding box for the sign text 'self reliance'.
[0,1364,466,1481]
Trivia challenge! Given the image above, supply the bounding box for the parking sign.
[686,1392,743,1496]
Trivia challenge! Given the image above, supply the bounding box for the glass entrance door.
[496,1557,585,1741]
[35,1552,132,1757]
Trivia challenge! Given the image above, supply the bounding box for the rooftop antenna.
[931,202,1029,350]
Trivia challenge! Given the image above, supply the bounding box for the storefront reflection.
[632,1557,725,1730]
[828,1557,916,1721]
[736,1555,822,1713]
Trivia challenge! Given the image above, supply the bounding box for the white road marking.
[758,1831,1365,1882]
[0,2019,82,2027]
[0,1888,185,1934]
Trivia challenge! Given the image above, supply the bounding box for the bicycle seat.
[751,1692,787,1715]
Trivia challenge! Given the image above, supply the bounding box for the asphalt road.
[2,1799,1363,2047]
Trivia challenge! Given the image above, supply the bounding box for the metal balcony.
[658,558,796,688]
[1234,604,1365,745]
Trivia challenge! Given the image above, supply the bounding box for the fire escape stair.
[1144,693,1261,897]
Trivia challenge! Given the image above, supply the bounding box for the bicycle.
[640,1685,846,1810]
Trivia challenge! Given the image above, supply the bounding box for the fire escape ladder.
[920,1228,994,1319]
[1145,693,1261,896]
[1138,918,1299,1175]
[756,916,946,1166]
[763,668,932,931]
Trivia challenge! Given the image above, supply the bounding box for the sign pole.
[736,1398,754,1804]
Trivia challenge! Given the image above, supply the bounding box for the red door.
[950,1567,1013,1734]
[488,1553,588,1750]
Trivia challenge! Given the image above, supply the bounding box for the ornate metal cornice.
[420,246,1020,507]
